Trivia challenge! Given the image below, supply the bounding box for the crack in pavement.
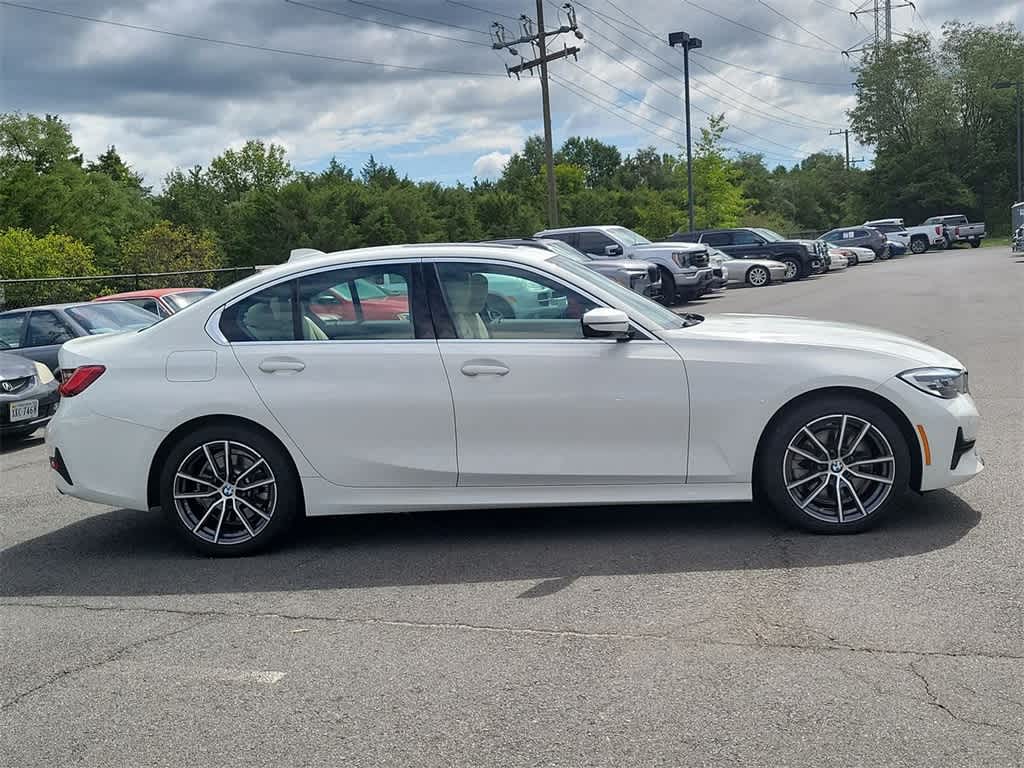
[0,616,212,712]
[906,658,1020,736]
[2,599,1023,663]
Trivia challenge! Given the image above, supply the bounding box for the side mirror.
[604,244,623,257]
[582,308,632,340]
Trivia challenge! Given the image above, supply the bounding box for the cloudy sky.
[1,0,1021,187]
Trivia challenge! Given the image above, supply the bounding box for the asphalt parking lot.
[1,246,1022,767]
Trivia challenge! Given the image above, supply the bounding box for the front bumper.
[0,383,59,434]
[875,377,983,491]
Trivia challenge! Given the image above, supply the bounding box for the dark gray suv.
[821,226,888,258]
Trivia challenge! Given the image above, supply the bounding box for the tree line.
[0,21,1020,308]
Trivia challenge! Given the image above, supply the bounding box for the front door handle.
[461,362,510,377]
[258,358,306,374]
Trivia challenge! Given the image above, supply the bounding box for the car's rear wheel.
[160,424,300,555]
[659,267,678,305]
[780,258,801,281]
[758,395,910,533]
[746,265,770,287]
[970,239,981,248]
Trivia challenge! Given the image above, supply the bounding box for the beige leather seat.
[243,298,328,341]
[446,273,490,340]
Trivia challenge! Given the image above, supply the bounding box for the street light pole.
[994,80,1023,202]
[669,31,702,233]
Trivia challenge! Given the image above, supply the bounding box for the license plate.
[9,399,39,423]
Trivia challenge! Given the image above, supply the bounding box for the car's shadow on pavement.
[0,434,45,455]
[0,491,979,598]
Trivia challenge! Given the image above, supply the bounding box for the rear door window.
[701,232,731,246]
[25,311,75,347]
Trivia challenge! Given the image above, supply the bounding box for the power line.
[446,0,519,22]
[582,38,813,156]
[582,0,851,87]
[680,0,836,53]
[0,0,505,77]
[566,63,811,161]
[283,0,490,47]
[346,0,490,36]
[566,0,836,129]
[754,0,844,51]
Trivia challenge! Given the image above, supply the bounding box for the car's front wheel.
[758,395,910,533]
[746,265,770,287]
[910,237,928,254]
[659,267,678,305]
[159,423,300,555]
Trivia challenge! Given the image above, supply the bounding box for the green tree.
[119,221,222,284]
[558,137,622,188]
[207,140,292,202]
[690,114,748,229]
[0,228,97,308]
[0,113,81,174]
[88,145,147,191]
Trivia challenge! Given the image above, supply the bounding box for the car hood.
[0,351,37,379]
[592,258,650,271]
[632,241,701,253]
[662,313,963,368]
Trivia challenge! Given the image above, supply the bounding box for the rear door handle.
[258,358,306,374]
[461,363,509,377]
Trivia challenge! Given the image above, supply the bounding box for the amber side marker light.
[915,424,932,466]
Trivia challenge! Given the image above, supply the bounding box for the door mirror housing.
[604,244,623,257]
[582,308,632,340]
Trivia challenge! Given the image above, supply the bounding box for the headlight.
[34,361,55,385]
[671,251,688,267]
[899,367,968,399]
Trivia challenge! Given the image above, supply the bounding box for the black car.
[821,226,888,258]
[668,227,823,280]
[0,350,60,442]
[0,301,159,374]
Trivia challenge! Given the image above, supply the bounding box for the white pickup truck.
[922,214,987,248]
[864,218,946,254]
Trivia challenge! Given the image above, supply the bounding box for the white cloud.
[472,151,511,180]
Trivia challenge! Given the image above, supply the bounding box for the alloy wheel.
[782,414,896,524]
[783,260,799,280]
[173,440,277,545]
[748,266,769,286]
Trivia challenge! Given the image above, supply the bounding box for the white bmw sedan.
[47,244,983,555]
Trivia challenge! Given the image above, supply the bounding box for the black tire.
[159,423,301,556]
[659,267,678,305]
[757,394,911,534]
[970,239,981,248]
[910,237,928,254]
[746,265,771,287]
[780,257,802,281]
[484,295,515,321]
[848,253,859,266]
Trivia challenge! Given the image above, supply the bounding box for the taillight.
[935,225,942,235]
[955,226,960,236]
[58,365,106,397]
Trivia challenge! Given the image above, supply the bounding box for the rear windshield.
[166,290,215,310]
[66,303,159,334]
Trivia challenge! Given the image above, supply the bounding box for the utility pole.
[993,80,1023,202]
[669,30,702,233]
[492,4,583,228]
[830,128,851,169]
[848,0,914,49]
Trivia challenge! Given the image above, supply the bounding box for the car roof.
[0,300,138,316]
[94,288,213,301]
[534,225,620,235]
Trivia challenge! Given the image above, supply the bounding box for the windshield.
[608,227,651,246]
[67,302,159,334]
[166,289,215,310]
[549,255,701,330]
[754,228,785,242]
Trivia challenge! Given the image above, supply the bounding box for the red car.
[308,278,408,321]
[93,288,215,318]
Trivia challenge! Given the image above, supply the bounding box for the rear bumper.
[46,399,164,510]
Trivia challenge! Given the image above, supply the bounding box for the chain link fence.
[0,266,258,310]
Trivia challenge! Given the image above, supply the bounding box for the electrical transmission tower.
[492,2,583,227]
[848,0,917,49]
